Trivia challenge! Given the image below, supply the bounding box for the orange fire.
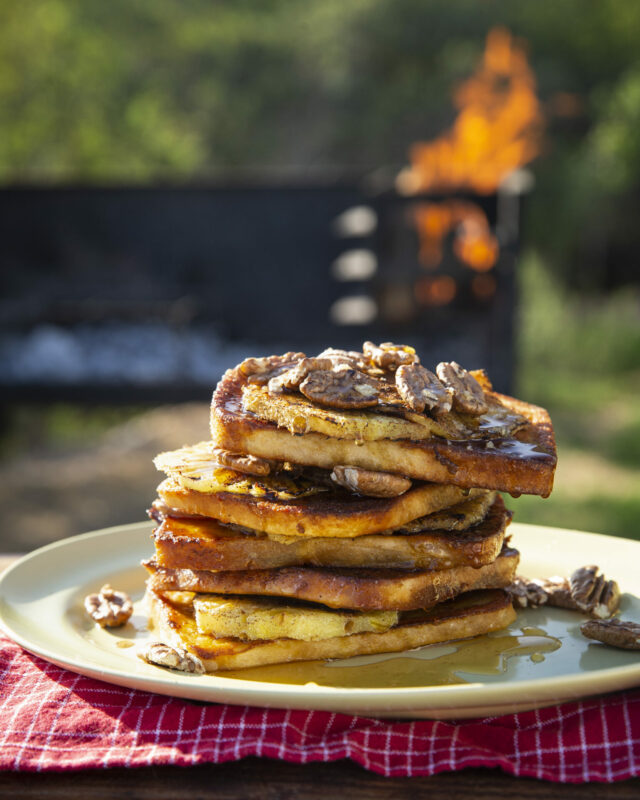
[413,201,499,273]
[399,28,543,295]
[398,27,543,195]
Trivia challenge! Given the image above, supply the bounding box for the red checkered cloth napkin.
[1,635,639,781]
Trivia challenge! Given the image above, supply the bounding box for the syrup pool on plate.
[217,627,562,689]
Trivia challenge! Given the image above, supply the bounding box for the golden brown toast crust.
[146,588,516,671]
[144,546,519,611]
[157,477,483,538]
[211,367,557,497]
[153,495,510,572]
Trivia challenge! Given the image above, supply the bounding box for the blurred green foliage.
[2,0,640,285]
[506,254,640,539]
[518,256,640,383]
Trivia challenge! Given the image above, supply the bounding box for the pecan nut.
[436,361,488,415]
[330,465,411,497]
[570,566,620,619]
[267,357,335,394]
[213,448,274,477]
[395,363,453,414]
[316,348,370,370]
[580,619,640,650]
[539,577,580,610]
[507,576,551,609]
[239,352,305,385]
[299,366,379,408]
[507,575,578,610]
[363,341,418,370]
[84,584,133,628]
[508,568,620,619]
[138,641,205,673]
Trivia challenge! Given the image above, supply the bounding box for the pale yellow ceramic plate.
[0,522,639,719]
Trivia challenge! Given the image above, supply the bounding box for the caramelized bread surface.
[157,477,484,538]
[211,367,557,497]
[146,588,516,671]
[153,494,510,572]
[144,545,519,611]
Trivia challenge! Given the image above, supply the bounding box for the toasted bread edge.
[146,588,516,671]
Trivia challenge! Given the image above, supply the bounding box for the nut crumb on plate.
[138,641,205,674]
[84,584,133,628]
[580,619,640,650]
[570,565,621,619]
[508,566,620,619]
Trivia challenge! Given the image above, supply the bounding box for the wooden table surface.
[0,553,638,798]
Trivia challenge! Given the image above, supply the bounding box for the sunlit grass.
[511,253,640,539]
[0,405,142,458]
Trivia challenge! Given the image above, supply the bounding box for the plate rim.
[1,521,639,714]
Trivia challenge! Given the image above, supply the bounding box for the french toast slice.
[156,477,486,539]
[144,545,519,611]
[145,588,516,671]
[211,366,557,497]
[152,494,509,571]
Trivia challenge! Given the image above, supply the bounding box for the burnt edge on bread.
[143,545,520,612]
[157,478,482,539]
[152,495,511,572]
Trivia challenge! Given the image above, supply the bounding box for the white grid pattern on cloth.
[318,711,334,763]
[383,725,391,775]
[0,637,639,781]
[100,687,137,769]
[0,650,25,729]
[190,704,208,763]
[600,696,613,782]
[123,690,155,768]
[145,688,169,766]
[406,721,416,777]
[448,723,459,772]
[622,697,637,777]
[169,702,186,766]
[5,660,58,769]
[513,710,522,776]
[233,705,248,761]
[553,706,566,782]
[35,670,83,772]
[577,700,589,782]
[255,706,269,759]
[297,703,313,763]
[534,706,543,778]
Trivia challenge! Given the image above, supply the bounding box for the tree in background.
[1,0,640,287]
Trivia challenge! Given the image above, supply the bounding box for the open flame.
[397,28,543,299]
[398,27,543,195]
[413,201,499,272]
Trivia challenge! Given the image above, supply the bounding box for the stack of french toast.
[143,343,557,672]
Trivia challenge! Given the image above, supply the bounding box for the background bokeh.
[1,0,639,550]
